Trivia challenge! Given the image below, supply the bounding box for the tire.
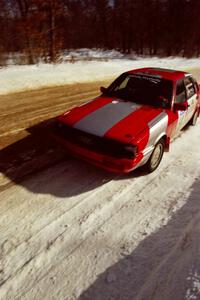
[144,139,165,173]
[189,110,198,126]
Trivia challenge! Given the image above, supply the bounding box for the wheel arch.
[154,134,170,152]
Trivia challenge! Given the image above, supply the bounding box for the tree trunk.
[49,2,56,63]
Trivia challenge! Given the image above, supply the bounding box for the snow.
[1,55,200,95]
[60,48,125,60]
[186,270,200,300]
[1,50,200,298]
[0,119,200,299]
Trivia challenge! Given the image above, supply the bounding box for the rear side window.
[175,80,186,103]
[184,77,196,98]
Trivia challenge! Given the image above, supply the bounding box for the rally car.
[55,68,200,173]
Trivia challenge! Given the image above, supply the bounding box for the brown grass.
[0,79,113,149]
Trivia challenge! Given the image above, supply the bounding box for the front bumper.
[53,133,143,173]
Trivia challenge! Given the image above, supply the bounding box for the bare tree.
[1,0,200,64]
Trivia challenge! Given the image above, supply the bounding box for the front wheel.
[144,139,165,173]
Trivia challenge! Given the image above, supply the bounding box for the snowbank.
[0,56,200,95]
[60,48,125,60]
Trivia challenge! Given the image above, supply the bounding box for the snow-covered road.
[1,56,200,95]
[0,119,200,299]
[0,62,200,299]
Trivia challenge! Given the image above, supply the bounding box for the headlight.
[123,145,138,159]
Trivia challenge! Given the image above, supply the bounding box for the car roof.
[128,67,191,81]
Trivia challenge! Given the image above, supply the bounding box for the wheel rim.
[150,143,163,169]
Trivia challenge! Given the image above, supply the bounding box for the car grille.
[57,123,134,159]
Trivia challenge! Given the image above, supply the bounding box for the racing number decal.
[177,110,186,132]
[184,76,197,122]
[187,94,197,121]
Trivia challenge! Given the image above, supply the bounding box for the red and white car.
[55,68,200,173]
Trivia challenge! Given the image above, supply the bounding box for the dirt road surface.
[0,69,200,300]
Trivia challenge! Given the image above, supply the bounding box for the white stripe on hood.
[73,100,141,137]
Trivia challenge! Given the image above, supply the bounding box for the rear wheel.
[144,139,165,173]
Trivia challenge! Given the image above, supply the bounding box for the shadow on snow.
[0,118,146,197]
[79,179,200,300]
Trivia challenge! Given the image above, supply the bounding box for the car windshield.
[106,72,173,108]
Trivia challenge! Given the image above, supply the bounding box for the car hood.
[58,95,165,144]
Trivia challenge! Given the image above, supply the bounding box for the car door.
[183,76,198,123]
[173,79,188,135]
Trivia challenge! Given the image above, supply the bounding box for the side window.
[115,76,129,91]
[175,80,186,103]
[190,76,199,93]
[184,77,196,99]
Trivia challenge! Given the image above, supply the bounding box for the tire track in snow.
[18,147,200,300]
[28,137,200,300]
[0,124,200,299]
[0,163,113,246]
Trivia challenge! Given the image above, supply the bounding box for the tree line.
[0,0,200,65]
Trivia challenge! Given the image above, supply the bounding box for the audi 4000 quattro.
[55,68,200,173]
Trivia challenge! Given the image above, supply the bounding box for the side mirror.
[100,86,107,94]
[174,102,188,111]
